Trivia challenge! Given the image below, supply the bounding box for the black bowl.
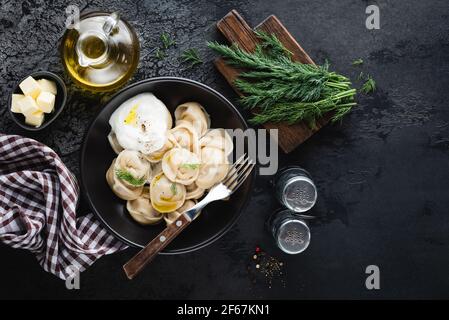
[81,77,256,253]
[8,71,67,131]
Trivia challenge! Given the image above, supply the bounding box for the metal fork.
[123,154,255,279]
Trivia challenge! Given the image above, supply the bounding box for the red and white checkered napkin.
[0,134,127,280]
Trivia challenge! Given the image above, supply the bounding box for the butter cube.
[25,111,45,127]
[18,96,40,116]
[37,78,57,95]
[19,76,41,99]
[11,94,25,113]
[36,91,55,113]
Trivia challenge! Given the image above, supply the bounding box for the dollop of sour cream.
[109,93,173,155]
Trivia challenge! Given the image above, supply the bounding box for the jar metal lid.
[281,175,317,213]
[275,218,311,254]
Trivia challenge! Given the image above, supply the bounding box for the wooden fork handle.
[123,214,192,280]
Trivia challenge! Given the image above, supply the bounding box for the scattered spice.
[247,246,285,289]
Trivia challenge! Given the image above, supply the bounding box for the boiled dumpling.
[114,150,152,186]
[143,131,176,163]
[164,200,199,225]
[200,128,233,157]
[106,159,143,200]
[150,172,186,213]
[108,131,124,155]
[196,147,230,189]
[162,148,200,185]
[174,102,210,137]
[170,121,199,155]
[186,182,205,200]
[164,211,182,225]
[126,197,163,225]
[106,150,151,200]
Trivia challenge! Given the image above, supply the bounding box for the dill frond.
[160,32,175,49]
[181,48,203,68]
[361,75,376,94]
[208,32,357,127]
[116,170,145,186]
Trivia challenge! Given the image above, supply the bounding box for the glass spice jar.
[274,166,317,213]
[267,208,311,254]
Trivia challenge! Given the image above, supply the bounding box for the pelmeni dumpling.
[162,148,200,185]
[150,173,186,213]
[106,159,143,200]
[108,131,124,155]
[164,211,182,225]
[126,197,163,225]
[200,129,233,157]
[186,182,205,200]
[143,132,176,163]
[170,121,199,155]
[114,150,152,186]
[174,102,210,137]
[196,147,230,189]
[164,200,199,225]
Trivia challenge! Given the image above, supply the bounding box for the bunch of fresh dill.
[207,32,357,126]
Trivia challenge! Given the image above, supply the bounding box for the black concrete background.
[1,0,449,299]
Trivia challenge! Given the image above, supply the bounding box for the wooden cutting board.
[214,10,332,153]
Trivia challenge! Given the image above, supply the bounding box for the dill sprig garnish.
[155,48,165,60]
[116,169,145,186]
[357,71,364,81]
[160,32,175,49]
[170,183,177,195]
[181,48,203,68]
[352,58,364,66]
[181,163,201,170]
[361,75,376,94]
[207,32,357,126]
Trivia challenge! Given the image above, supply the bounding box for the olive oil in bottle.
[61,12,140,92]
